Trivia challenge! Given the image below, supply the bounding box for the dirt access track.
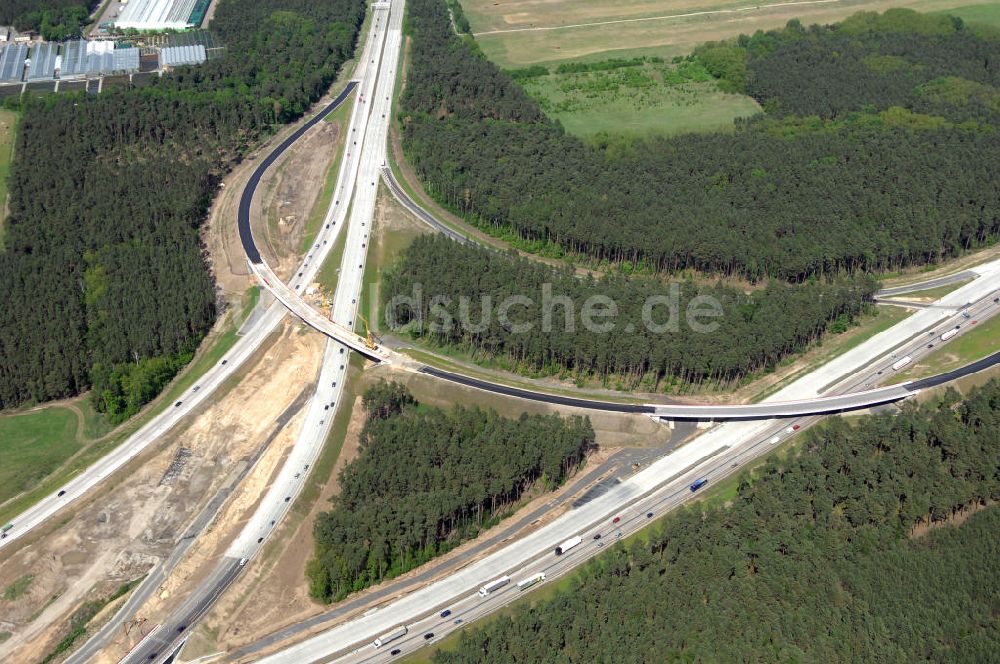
[0,324,325,664]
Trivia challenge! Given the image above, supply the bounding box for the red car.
[612,516,621,524]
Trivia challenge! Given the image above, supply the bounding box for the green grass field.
[935,3,1000,27]
[0,407,83,506]
[0,108,17,251]
[519,59,760,137]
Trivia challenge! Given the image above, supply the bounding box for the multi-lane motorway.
[116,4,403,663]
[3,1,999,662]
[248,257,1000,664]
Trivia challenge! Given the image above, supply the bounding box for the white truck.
[554,535,582,555]
[373,625,408,648]
[891,356,913,371]
[478,576,511,597]
[517,572,546,590]
[940,328,959,341]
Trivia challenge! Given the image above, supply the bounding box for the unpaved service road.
[0,324,325,664]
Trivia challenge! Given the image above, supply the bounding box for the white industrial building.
[116,0,199,31]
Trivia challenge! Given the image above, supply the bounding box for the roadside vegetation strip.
[425,382,1000,663]
[0,287,259,526]
[890,313,1000,384]
[401,348,647,405]
[36,576,145,664]
[301,97,356,254]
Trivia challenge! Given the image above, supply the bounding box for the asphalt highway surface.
[252,258,1000,664]
[117,5,402,662]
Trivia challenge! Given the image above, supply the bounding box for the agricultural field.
[517,58,760,137]
[463,0,998,66]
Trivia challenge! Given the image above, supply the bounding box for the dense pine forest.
[384,236,877,388]
[433,380,1000,663]
[1,1,96,40]
[0,0,365,413]
[307,381,595,602]
[401,3,1000,281]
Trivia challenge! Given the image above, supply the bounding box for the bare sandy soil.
[185,390,365,657]
[0,324,325,664]
[204,116,342,295]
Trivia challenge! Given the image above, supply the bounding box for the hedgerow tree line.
[433,380,1000,663]
[400,3,1000,282]
[307,381,595,602]
[384,236,877,389]
[0,0,366,415]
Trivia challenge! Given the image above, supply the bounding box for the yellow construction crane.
[356,312,381,350]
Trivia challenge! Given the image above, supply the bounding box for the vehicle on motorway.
[554,535,582,555]
[239,557,248,566]
[592,533,601,540]
[962,310,971,319]
[1,523,12,538]
[612,516,621,524]
[440,609,451,618]
[941,328,959,341]
[58,489,66,496]
[690,478,708,492]
[174,401,182,407]
[785,424,801,433]
[478,575,511,597]
[390,649,401,656]
[373,625,408,648]
[646,512,653,518]
[424,632,434,640]
[517,572,546,590]
[769,435,781,445]
[891,356,913,371]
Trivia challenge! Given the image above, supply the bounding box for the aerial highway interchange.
[1,2,999,663]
